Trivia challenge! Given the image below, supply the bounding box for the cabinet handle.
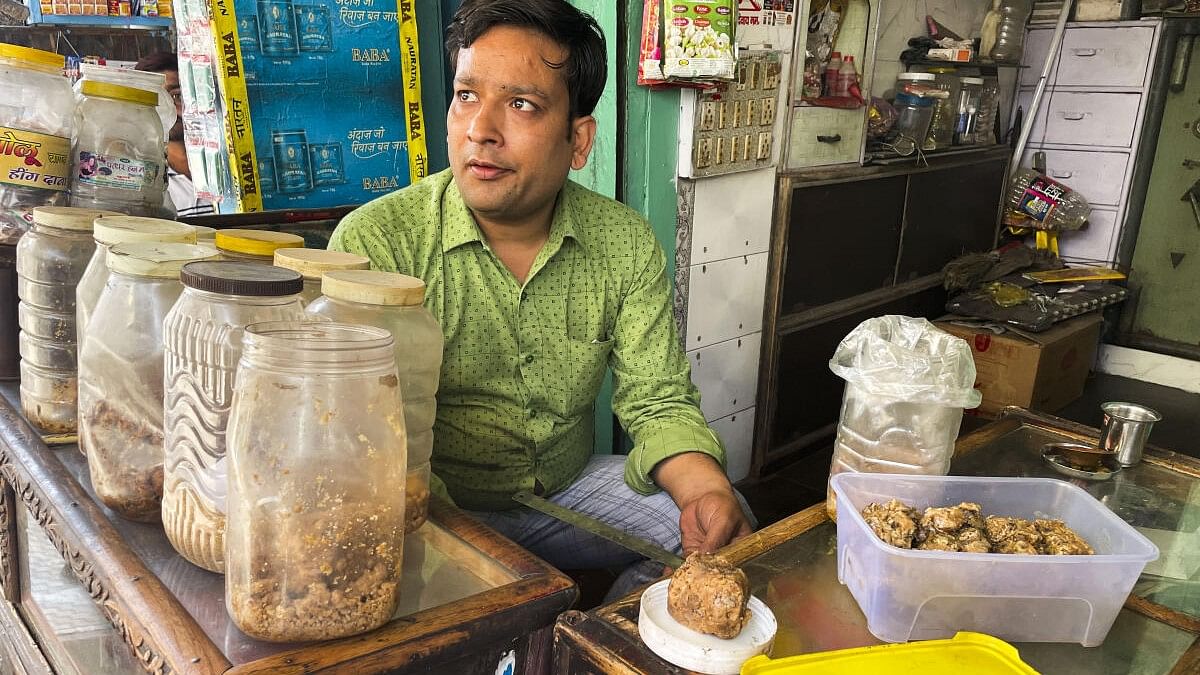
[816,134,842,143]
[1050,171,1074,179]
[1071,48,1099,57]
[1060,112,1087,121]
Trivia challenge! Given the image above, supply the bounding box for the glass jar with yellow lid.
[70,80,167,217]
[0,44,74,244]
[272,247,369,304]
[214,228,304,263]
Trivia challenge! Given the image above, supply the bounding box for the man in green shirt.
[330,0,753,590]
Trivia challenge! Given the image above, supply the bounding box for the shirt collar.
[441,178,587,255]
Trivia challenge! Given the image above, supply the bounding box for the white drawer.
[1058,208,1120,263]
[1017,91,1141,148]
[1020,29,1056,87]
[1056,27,1154,88]
[1019,149,1129,207]
[785,106,864,168]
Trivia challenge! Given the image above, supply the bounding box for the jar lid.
[960,76,985,85]
[181,260,303,296]
[107,243,219,278]
[897,72,935,81]
[322,270,426,306]
[191,225,217,242]
[0,44,65,69]
[32,206,120,231]
[80,80,158,106]
[894,92,934,107]
[94,215,196,246]
[273,248,370,280]
[214,229,305,257]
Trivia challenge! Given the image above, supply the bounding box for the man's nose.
[466,103,502,145]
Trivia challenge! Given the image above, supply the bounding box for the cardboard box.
[936,314,1103,417]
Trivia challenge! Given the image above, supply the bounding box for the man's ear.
[570,115,598,171]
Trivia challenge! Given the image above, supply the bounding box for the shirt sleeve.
[612,234,726,495]
[327,206,403,273]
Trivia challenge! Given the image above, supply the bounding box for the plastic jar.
[70,81,167,217]
[162,261,305,573]
[79,242,218,521]
[306,270,442,533]
[225,321,407,642]
[76,215,196,336]
[0,45,75,245]
[15,206,115,432]
[924,68,959,150]
[75,63,175,144]
[214,228,304,263]
[892,93,935,145]
[272,247,369,304]
[954,77,984,146]
[894,72,937,97]
[974,77,1001,145]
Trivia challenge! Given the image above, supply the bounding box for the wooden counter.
[555,408,1200,674]
[0,383,576,674]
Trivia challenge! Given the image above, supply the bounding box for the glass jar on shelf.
[162,261,305,573]
[892,93,935,146]
[214,228,304,263]
[954,77,985,146]
[0,44,75,245]
[79,242,218,521]
[272,248,369,304]
[15,206,116,432]
[225,321,407,642]
[974,76,1001,145]
[70,81,168,217]
[76,215,196,336]
[306,270,442,533]
[924,67,960,150]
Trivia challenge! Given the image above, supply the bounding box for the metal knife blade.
[512,491,685,568]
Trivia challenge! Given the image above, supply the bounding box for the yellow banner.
[397,0,428,182]
[211,0,263,212]
[0,127,70,192]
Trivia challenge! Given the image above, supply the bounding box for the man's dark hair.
[445,0,606,121]
[134,51,178,74]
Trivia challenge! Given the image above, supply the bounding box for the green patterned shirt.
[329,169,724,511]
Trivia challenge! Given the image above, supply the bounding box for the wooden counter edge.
[0,399,232,675]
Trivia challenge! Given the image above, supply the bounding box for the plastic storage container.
[0,44,75,245]
[991,0,1032,63]
[740,632,1037,675]
[891,93,934,145]
[306,270,442,533]
[70,81,168,217]
[924,68,959,149]
[79,242,217,521]
[15,206,115,432]
[214,228,304,263]
[953,77,984,146]
[830,473,1159,646]
[162,261,305,573]
[76,215,196,336]
[826,316,980,520]
[225,321,407,642]
[75,63,175,144]
[974,77,1000,145]
[272,247,369,304]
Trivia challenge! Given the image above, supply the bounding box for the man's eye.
[512,98,536,111]
[456,91,477,102]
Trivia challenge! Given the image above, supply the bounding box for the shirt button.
[528,409,537,419]
[524,354,535,364]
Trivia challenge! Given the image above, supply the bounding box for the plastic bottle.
[990,0,1032,63]
[1007,169,1091,231]
[837,55,857,98]
[824,52,842,97]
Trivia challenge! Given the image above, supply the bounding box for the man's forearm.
[651,451,734,506]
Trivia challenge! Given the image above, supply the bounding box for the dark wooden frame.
[752,148,1012,479]
[557,407,1200,674]
[0,394,577,674]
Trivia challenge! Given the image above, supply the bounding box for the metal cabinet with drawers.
[1018,20,1162,265]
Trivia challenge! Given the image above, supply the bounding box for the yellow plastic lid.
[107,242,220,278]
[321,269,426,306]
[214,229,304,257]
[273,248,370,280]
[0,44,65,69]
[80,80,158,107]
[32,206,120,232]
[94,215,196,246]
[739,633,1037,675]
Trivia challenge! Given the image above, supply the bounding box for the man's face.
[163,69,184,141]
[447,25,596,225]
